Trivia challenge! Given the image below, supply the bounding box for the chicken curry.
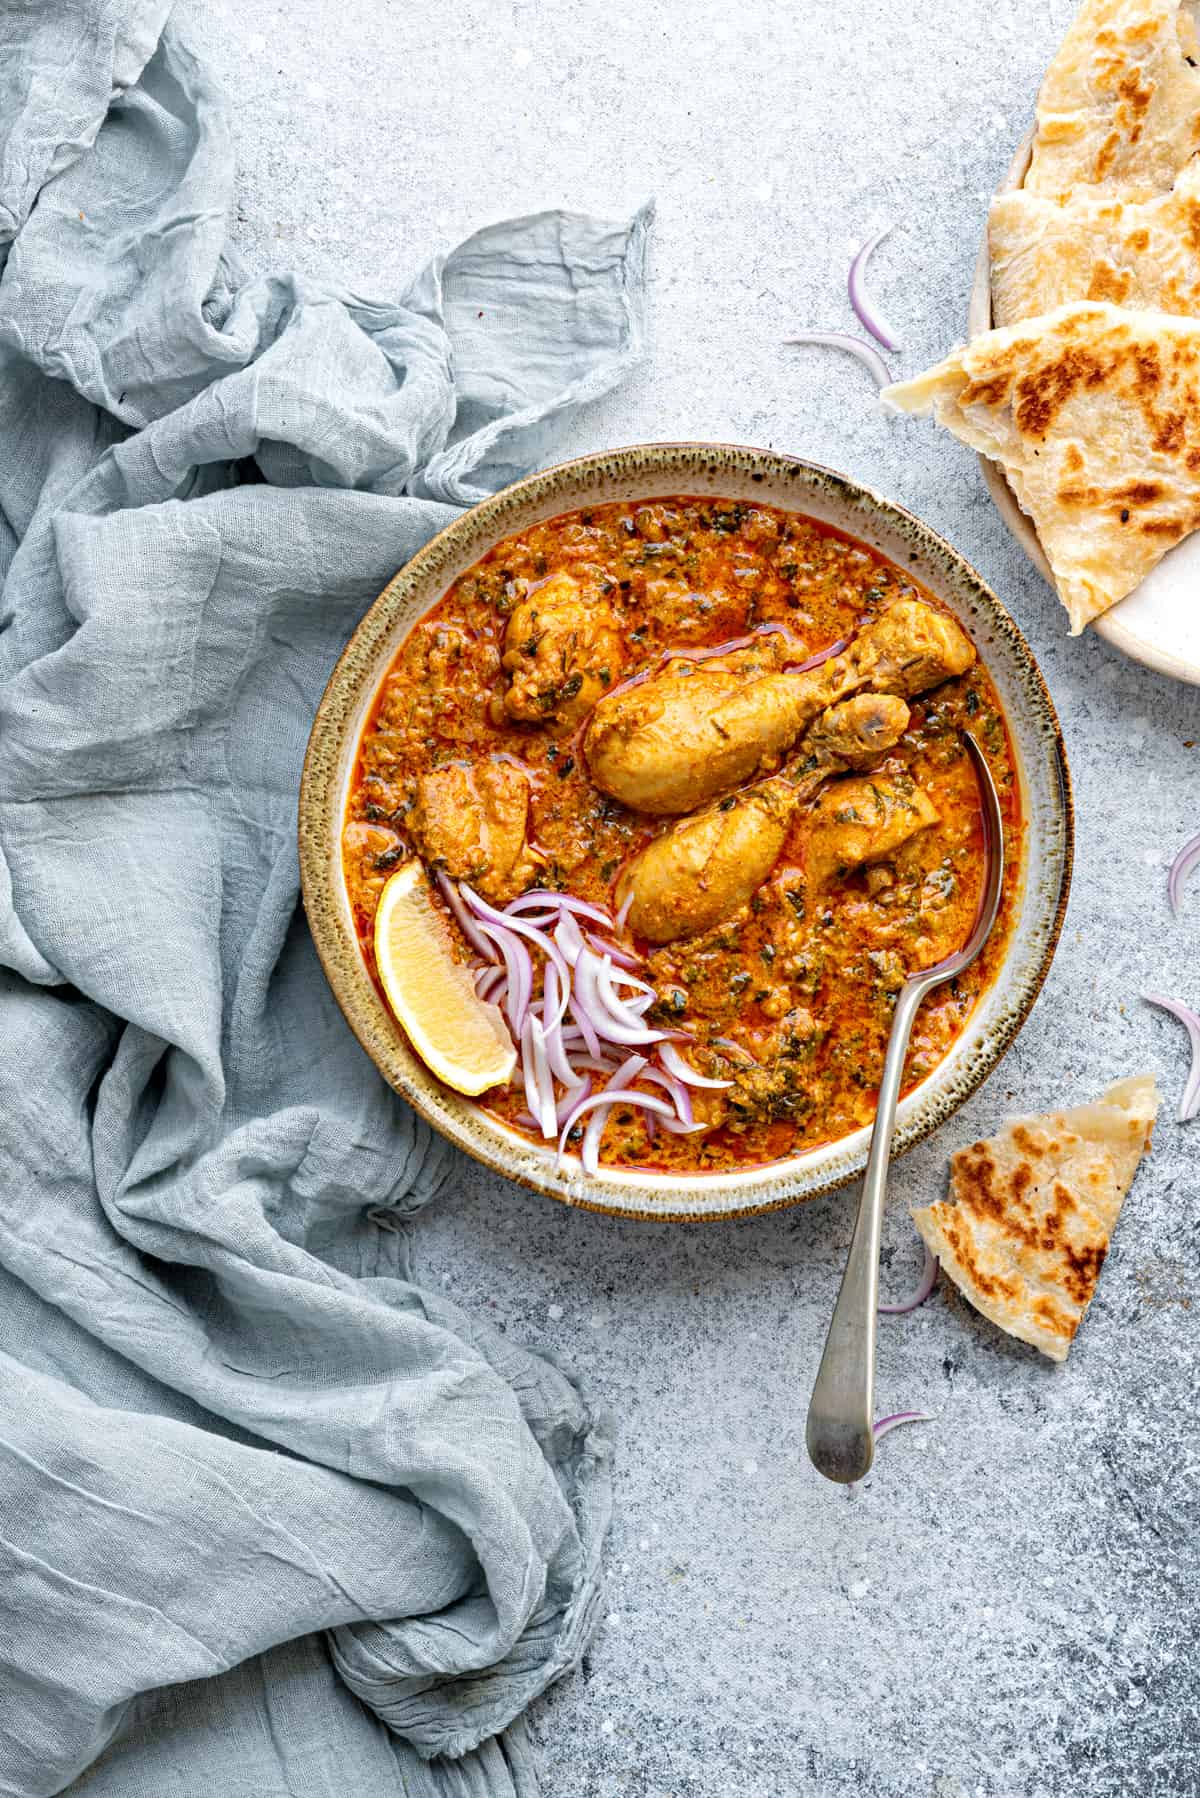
[344,496,1022,1175]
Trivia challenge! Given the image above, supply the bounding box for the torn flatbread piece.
[913,1075,1159,1362]
[990,156,1200,325]
[1026,0,1200,204]
[883,302,1200,632]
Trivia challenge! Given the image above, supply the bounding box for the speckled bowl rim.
[299,442,1073,1223]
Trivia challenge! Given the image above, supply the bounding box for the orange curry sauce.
[343,497,1022,1175]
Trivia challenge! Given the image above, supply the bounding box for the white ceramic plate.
[970,125,1200,687]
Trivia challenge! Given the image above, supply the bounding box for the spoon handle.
[805,976,927,1484]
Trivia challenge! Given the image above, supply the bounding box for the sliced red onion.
[600,666,652,704]
[640,1064,693,1124]
[595,956,656,1030]
[659,1042,733,1090]
[477,919,533,1035]
[788,636,851,675]
[520,1018,542,1125]
[873,1411,932,1446]
[543,973,584,1088]
[461,884,570,984]
[585,931,642,971]
[567,993,602,1058]
[1143,991,1200,1122]
[784,331,892,389]
[541,958,570,1032]
[439,873,733,1158]
[622,993,656,1018]
[605,963,656,998]
[667,631,758,662]
[574,951,666,1046]
[554,911,587,967]
[712,1035,757,1063]
[474,966,506,1004]
[576,1090,675,1175]
[497,906,559,928]
[529,1018,558,1139]
[661,622,796,666]
[878,1242,938,1315]
[848,223,901,352]
[557,1054,646,1160]
[616,889,635,931]
[1167,828,1200,916]
[570,1054,626,1079]
[556,1075,591,1128]
[436,872,497,964]
[506,890,614,927]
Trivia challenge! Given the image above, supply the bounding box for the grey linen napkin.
[0,5,652,1794]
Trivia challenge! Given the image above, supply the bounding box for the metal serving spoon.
[806,732,1005,1484]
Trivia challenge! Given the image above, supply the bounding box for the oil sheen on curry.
[344,497,1022,1176]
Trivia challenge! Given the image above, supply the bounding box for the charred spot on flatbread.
[883,304,1200,630]
[989,160,1200,326]
[1026,0,1200,204]
[911,1075,1158,1362]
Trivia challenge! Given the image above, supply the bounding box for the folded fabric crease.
[0,4,650,1794]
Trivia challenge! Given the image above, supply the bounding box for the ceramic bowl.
[970,125,1200,686]
[299,443,1073,1222]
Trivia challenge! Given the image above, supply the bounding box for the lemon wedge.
[373,861,516,1095]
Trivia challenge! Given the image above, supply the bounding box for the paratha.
[990,155,1200,325]
[1026,0,1200,203]
[913,1074,1159,1362]
[882,302,1200,632]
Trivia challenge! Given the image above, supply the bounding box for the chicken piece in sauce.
[805,774,939,891]
[618,695,911,944]
[408,760,539,903]
[584,599,975,814]
[501,572,624,727]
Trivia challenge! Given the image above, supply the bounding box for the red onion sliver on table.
[1143,992,1200,1122]
[1167,827,1200,916]
[872,1411,933,1448]
[847,223,901,353]
[784,331,893,389]
[877,1242,939,1316]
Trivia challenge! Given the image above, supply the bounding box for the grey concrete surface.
[184,2,1199,1792]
